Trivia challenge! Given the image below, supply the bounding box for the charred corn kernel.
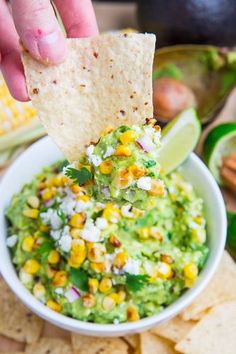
[53,175,64,187]
[71,184,82,194]
[69,241,86,268]
[158,262,172,279]
[48,250,60,265]
[117,168,132,189]
[52,271,67,287]
[22,236,35,252]
[137,227,150,240]
[99,160,113,174]
[41,188,55,201]
[76,194,90,202]
[47,300,61,312]
[33,283,46,300]
[24,259,40,274]
[69,213,86,228]
[99,278,112,293]
[70,228,81,239]
[184,263,198,280]
[148,180,165,197]
[117,290,126,304]
[129,165,146,179]
[103,205,120,223]
[150,227,163,241]
[23,208,39,219]
[102,296,116,310]
[115,145,132,157]
[47,266,56,279]
[61,175,69,185]
[91,262,105,273]
[160,254,173,264]
[88,278,99,294]
[109,235,121,248]
[45,177,55,188]
[127,306,140,322]
[40,224,49,232]
[113,252,128,268]
[119,130,136,144]
[87,243,106,263]
[27,196,40,209]
[83,294,96,308]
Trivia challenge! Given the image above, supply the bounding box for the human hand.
[0,0,98,101]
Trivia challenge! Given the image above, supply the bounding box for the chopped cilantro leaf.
[144,160,156,168]
[58,160,69,172]
[117,125,130,133]
[57,209,67,226]
[69,268,89,291]
[126,274,149,292]
[65,167,92,186]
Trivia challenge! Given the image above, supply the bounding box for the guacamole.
[6,123,208,324]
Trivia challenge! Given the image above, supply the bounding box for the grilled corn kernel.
[119,130,136,144]
[148,180,165,197]
[90,262,105,273]
[48,250,60,265]
[69,241,86,268]
[71,184,82,194]
[22,236,35,252]
[47,300,61,312]
[40,224,49,232]
[41,188,55,201]
[160,254,173,264]
[102,296,116,311]
[52,271,67,287]
[33,283,46,300]
[127,306,140,322]
[70,228,81,239]
[184,263,198,280]
[99,278,112,293]
[69,213,86,228]
[83,294,96,308]
[88,278,99,294]
[87,243,106,263]
[23,208,39,219]
[109,235,121,248]
[113,252,128,268]
[150,227,163,241]
[115,145,132,157]
[191,228,206,244]
[108,293,119,304]
[53,175,64,187]
[129,165,146,179]
[76,194,90,202]
[103,205,120,223]
[99,160,113,174]
[137,227,150,240]
[117,290,126,304]
[27,196,40,209]
[117,168,132,189]
[47,265,56,279]
[24,259,40,274]
[158,262,172,279]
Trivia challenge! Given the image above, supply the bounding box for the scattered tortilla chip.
[22,33,155,162]
[123,334,139,349]
[0,353,25,354]
[176,301,236,354]
[151,316,195,343]
[71,333,129,354]
[140,332,177,354]
[0,277,43,343]
[181,251,236,320]
[25,338,73,354]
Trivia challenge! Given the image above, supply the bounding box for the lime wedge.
[202,122,236,184]
[158,108,201,175]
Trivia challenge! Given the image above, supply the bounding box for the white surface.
[0,136,227,336]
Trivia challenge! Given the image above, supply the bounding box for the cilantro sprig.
[69,268,89,291]
[126,274,149,292]
[65,167,92,186]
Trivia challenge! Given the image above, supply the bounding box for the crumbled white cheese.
[75,200,92,212]
[86,144,95,156]
[81,220,101,242]
[86,144,102,166]
[121,204,133,218]
[137,176,152,191]
[96,202,105,209]
[19,269,33,284]
[55,287,64,295]
[123,258,140,275]
[6,234,18,248]
[60,196,77,216]
[50,229,61,241]
[58,234,72,252]
[103,146,115,158]
[113,319,120,325]
[95,217,108,230]
[40,208,62,230]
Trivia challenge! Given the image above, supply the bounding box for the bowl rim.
[0,136,227,335]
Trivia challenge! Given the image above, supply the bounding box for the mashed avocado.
[6,123,208,324]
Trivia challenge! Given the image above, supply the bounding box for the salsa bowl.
[0,136,226,336]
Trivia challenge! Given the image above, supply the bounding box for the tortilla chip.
[140,332,177,354]
[123,334,139,349]
[176,301,236,354]
[25,338,73,354]
[0,353,25,354]
[0,277,43,343]
[181,251,236,320]
[22,33,155,162]
[71,333,129,354]
[151,316,195,343]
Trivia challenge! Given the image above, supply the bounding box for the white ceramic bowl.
[0,137,227,336]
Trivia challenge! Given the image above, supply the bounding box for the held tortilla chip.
[25,338,73,354]
[0,277,43,343]
[181,251,236,320]
[140,332,177,354]
[176,301,236,354]
[22,33,156,162]
[71,333,129,354]
[151,316,195,343]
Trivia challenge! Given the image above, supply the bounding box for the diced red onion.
[136,135,155,152]
[44,199,54,208]
[64,287,80,303]
[101,186,110,197]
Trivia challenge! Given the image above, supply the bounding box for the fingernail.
[37,31,67,64]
